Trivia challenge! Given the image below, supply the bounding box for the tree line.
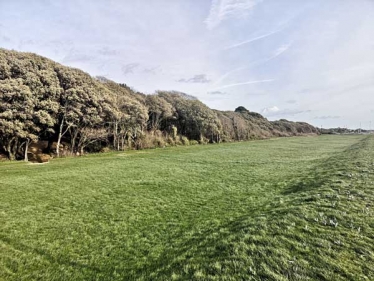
[0,49,318,161]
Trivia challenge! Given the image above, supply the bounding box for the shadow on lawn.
[129,137,371,281]
[0,233,103,277]
[281,136,369,195]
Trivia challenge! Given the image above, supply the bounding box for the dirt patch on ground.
[28,162,49,165]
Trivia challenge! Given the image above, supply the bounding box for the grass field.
[1,135,374,281]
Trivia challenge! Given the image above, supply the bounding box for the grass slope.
[1,135,374,280]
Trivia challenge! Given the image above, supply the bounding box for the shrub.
[36,154,51,163]
[190,140,199,145]
[100,147,111,153]
[181,136,190,146]
[135,133,167,149]
[133,133,150,150]
[153,136,166,148]
[199,137,209,145]
[166,136,176,146]
[0,153,8,161]
[154,130,163,137]
[174,136,183,146]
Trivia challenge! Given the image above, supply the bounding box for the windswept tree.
[99,79,148,150]
[0,79,34,160]
[157,91,221,141]
[0,48,319,160]
[0,79,55,160]
[145,94,174,131]
[0,49,61,160]
[55,66,116,155]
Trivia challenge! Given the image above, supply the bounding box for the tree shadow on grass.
[129,137,371,281]
[0,233,103,278]
[281,136,369,196]
[130,200,355,281]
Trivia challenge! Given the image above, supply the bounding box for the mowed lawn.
[1,135,374,281]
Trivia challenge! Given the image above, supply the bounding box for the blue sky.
[1,0,374,128]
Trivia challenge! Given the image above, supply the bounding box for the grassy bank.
[1,135,373,280]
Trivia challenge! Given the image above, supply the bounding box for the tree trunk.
[127,133,132,149]
[70,129,79,154]
[121,137,125,151]
[6,137,17,161]
[8,151,15,161]
[56,117,65,157]
[24,139,30,162]
[115,122,120,151]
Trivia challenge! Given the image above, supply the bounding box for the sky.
[1,0,374,129]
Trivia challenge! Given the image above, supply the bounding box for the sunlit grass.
[1,135,374,280]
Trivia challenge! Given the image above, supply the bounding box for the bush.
[134,133,167,150]
[100,147,111,153]
[174,137,183,146]
[181,136,190,146]
[0,153,8,161]
[190,140,199,145]
[166,136,176,146]
[199,137,209,145]
[36,154,51,163]
[153,136,166,148]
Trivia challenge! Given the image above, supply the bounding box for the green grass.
[1,135,374,280]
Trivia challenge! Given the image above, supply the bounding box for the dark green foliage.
[234,106,249,113]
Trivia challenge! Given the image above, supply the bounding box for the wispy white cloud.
[3,0,373,129]
[262,106,279,114]
[214,42,292,85]
[143,66,161,75]
[252,42,293,65]
[62,49,94,63]
[210,79,274,90]
[212,66,247,86]
[207,90,228,95]
[223,16,295,50]
[273,42,292,56]
[98,47,118,56]
[262,107,312,117]
[261,105,311,117]
[122,63,139,75]
[286,99,297,104]
[205,0,262,30]
[314,115,340,120]
[178,74,211,83]
[224,29,280,50]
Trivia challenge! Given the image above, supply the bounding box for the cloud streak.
[262,108,312,117]
[223,17,294,50]
[62,49,94,63]
[210,79,274,90]
[214,42,292,85]
[121,63,139,75]
[224,29,281,50]
[207,90,228,95]
[178,74,211,83]
[205,0,262,30]
[314,116,340,120]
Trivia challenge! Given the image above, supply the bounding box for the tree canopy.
[0,48,319,160]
